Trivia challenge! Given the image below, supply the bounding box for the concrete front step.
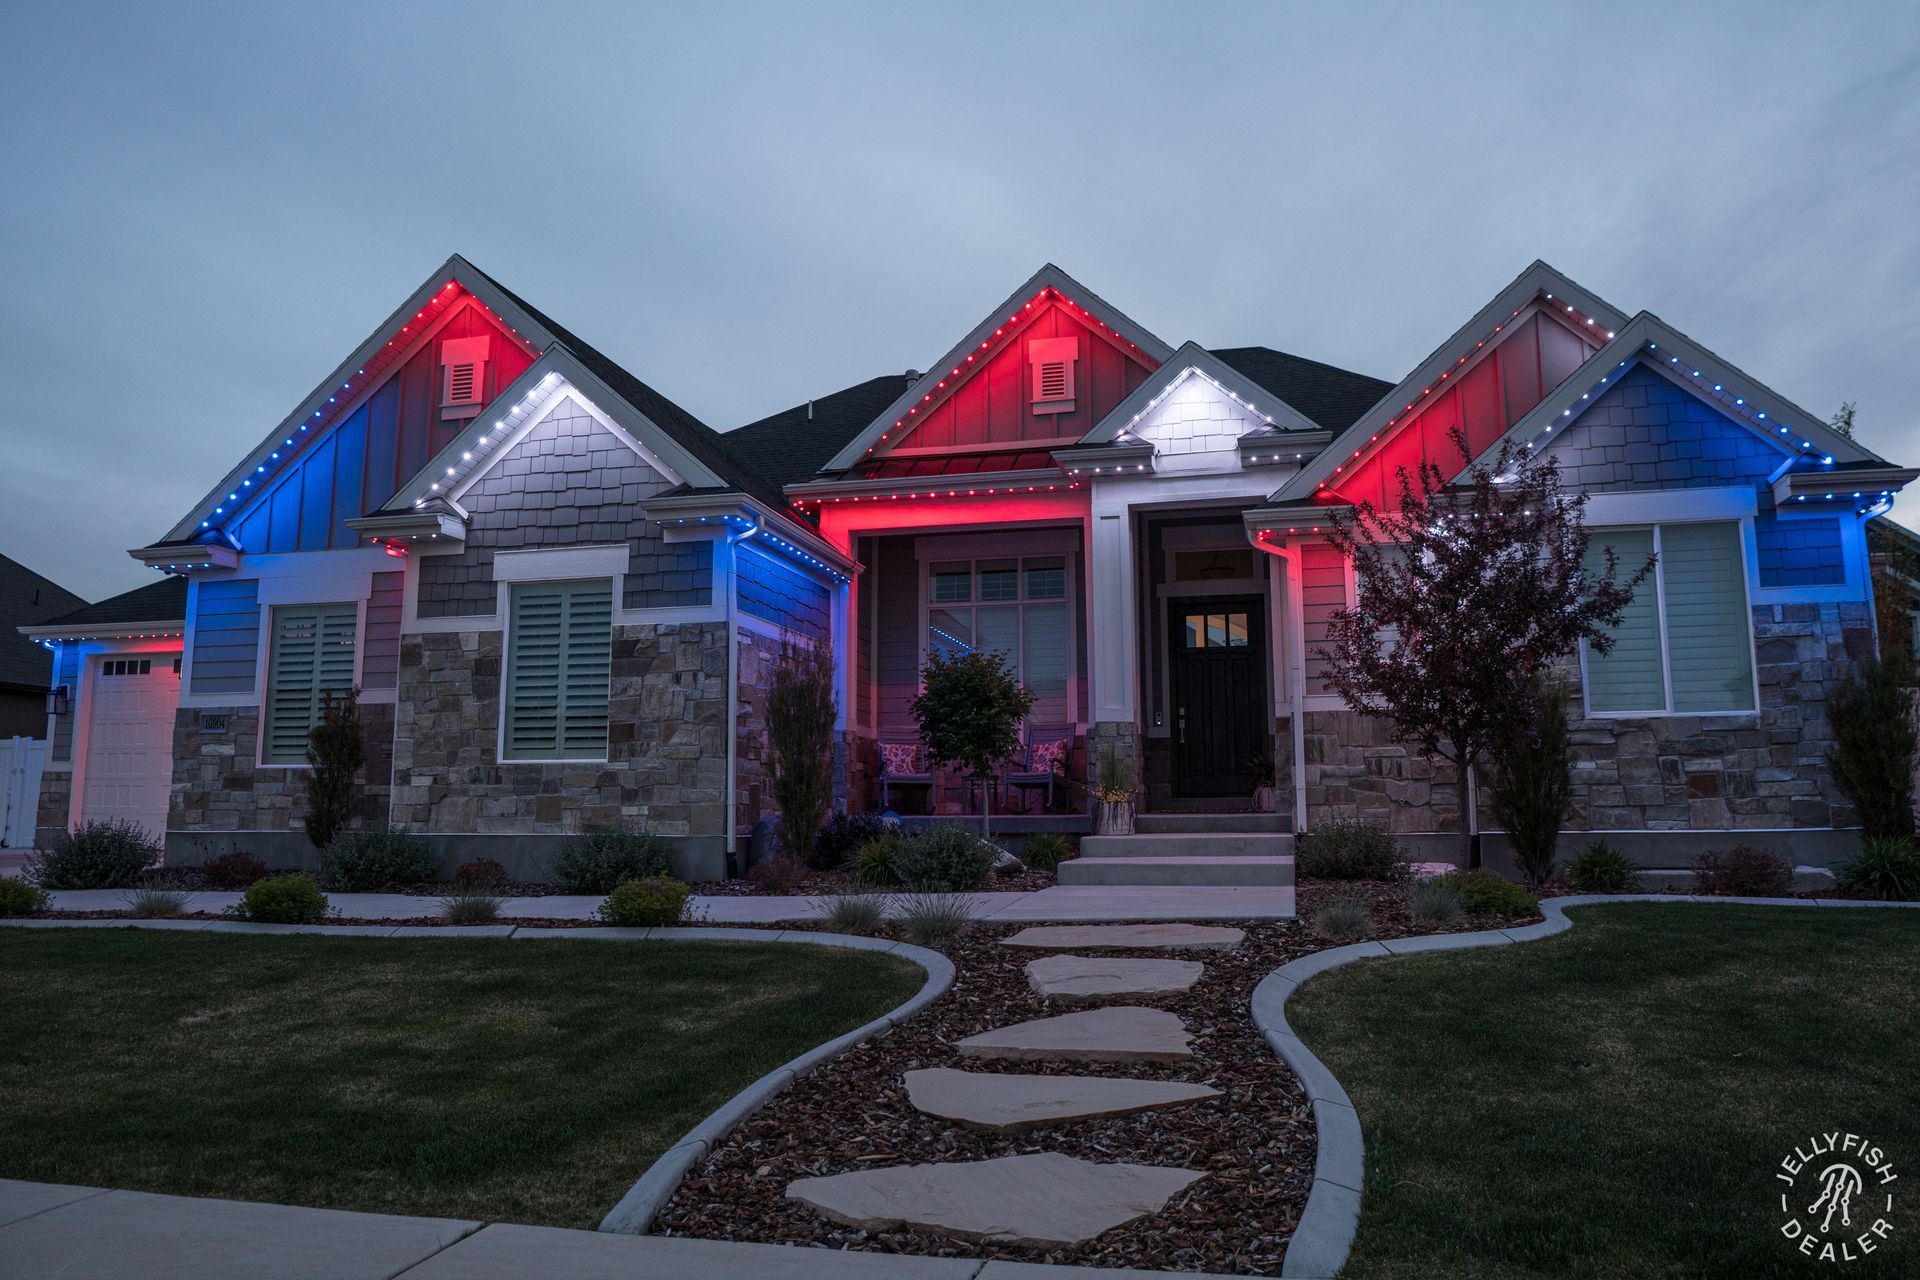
[1058,855,1295,887]
[1081,832,1294,858]
[1136,812,1289,834]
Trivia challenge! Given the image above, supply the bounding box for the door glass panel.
[1183,614,1204,648]
[1225,613,1249,646]
[1205,614,1228,647]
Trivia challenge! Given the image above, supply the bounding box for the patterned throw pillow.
[1029,738,1070,774]
[879,742,920,775]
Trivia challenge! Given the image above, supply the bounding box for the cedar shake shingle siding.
[416,395,702,617]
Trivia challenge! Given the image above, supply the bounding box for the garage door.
[82,656,180,843]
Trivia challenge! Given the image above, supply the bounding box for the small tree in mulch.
[1318,428,1653,869]
[1826,655,1917,841]
[1483,676,1574,886]
[767,639,838,863]
[911,647,1034,839]
[302,688,364,850]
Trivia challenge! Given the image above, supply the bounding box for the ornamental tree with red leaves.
[1317,429,1653,868]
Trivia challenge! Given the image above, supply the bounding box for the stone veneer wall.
[388,622,731,880]
[1087,721,1140,809]
[165,703,396,853]
[1300,602,1873,855]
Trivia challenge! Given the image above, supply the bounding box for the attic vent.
[439,335,491,420]
[1028,336,1079,415]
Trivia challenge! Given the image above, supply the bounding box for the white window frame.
[1578,519,1762,719]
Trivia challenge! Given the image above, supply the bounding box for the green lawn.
[0,930,921,1227]
[1289,903,1919,1280]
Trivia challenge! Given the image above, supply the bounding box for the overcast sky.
[3,1,1916,601]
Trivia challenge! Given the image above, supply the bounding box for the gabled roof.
[1466,310,1889,474]
[1269,260,1630,504]
[1210,347,1394,433]
[819,264,1175,474]
[0,555,87,689]
[720,373,918,492]
[1080,341,1386,447]
[23,578,187,640]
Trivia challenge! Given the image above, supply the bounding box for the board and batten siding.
[188,579,263,696]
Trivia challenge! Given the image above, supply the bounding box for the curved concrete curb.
[1255,893,1920,1279]
[0,915,953,1241]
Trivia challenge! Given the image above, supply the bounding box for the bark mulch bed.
[652,880,1541,1274]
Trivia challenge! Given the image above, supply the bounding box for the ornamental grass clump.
[121,874,194,918]
[1568,840,1641,893]
[897,892,977,947]
[28,819,160,889]
[1836,837,1920,902]
[822,887,890,935]
[236,874,329,924]
[595,876,691,927]
[1019,832,1072,871]
[437,888,505,924]
[552,829,671,894]
[318,827,437,891]
[850,834,904,887]
[1311,895,1374,940]
[1406,875,1464,927]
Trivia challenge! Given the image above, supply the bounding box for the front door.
[1168,598,1267,798]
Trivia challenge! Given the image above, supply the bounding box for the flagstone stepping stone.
[956,1006,1193,1063]
[1025,953,1204,1002]
[903,1067,1220,1130]
[1001,923,1245,951]
[786,1151,1205,1246]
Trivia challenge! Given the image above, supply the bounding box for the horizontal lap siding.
[1300,543,1346,695]
[360,571,404,690]
[50,645,79,761]
[189,579,262,694]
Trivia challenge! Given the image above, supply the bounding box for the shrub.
[747,855,805,894]
[1484,679,1572,886]
[811,812,892,871]
[238,874,328,924]
[822,887,889,934]
[1434,870,1538,916]
[0,875,49,917]
[1311,895,1373,940]
[1020,832,1072,872]
[1826,656,1917,841]
[596,876,690,927]
[1836,837,1920,902]
[122,875,193,918]
[768,641,838,860]
[451,858,510,891]
[1406,876,1464,927]
[897,892,977,946]
[319,827,437,891]
[891,824,997,892]
[1691,846,1793,897]
[438,888,505,924]
[1298,819,1406,881]
[302,687,364,850]
[1568,840,1641,893]
[28,819,161,889]
[551,829,671,894]
[200,851,269,890]
[850,834,904,887]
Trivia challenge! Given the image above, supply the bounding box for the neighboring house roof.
[719,373,917,492]
[1210,347,1394,433]
[0,555,87,690]
[25,578,187,639]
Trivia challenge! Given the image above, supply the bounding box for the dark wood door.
[1168,597,1268,798]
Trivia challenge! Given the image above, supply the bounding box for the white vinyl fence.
[1,736,47,849]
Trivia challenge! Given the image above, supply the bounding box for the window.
[924,556,1071,721]
[503,580,613,760]
[1582,521,1754,715]
[1173,548,1257,582]
[1181,611,1249,648]
[1027,336,1079,414]
[101,659,153,677]
[264,604,358,763]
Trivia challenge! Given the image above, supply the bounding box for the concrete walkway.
[0,1179,1191,1278]
[42,883,1294,922]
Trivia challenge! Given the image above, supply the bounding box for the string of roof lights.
[789,480,1085,512]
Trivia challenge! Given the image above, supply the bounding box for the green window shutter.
[264,604,358,764]
[1582,529,1665,714]
[1661,521,1755,712]
[505,580,612,760]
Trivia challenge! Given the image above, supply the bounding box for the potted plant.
[1091,746,1135,836]
[1248,750,1279,813]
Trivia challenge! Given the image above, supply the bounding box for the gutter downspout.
[724,515,762,874]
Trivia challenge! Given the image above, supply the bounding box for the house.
[0,555,86,740]
[23,257,1915,878]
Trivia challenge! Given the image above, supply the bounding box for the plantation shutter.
[504,580,613,760]
[263,604,358,763]
[1582,529,1664,713]
[1660,521,1754,712]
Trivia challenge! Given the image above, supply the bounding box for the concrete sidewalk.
[0,1179,1189,1278]
[43,883,1294,922]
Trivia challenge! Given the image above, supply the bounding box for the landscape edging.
[0,915,953,1239]
[1255,892,1920,1280]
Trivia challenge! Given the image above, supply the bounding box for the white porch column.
[1088,499,1137,724]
